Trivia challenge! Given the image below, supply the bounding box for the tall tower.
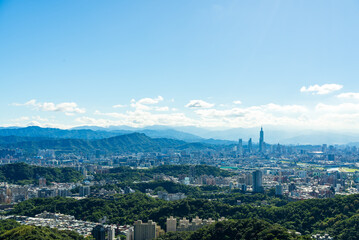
[107,226,115,240]
[259,127,264,153]
[252,170,263,193]
[166,216,177,232]
[248,138,252,153]
[238,139,243,155]
[92,225,106,240]
[134,220,157,240]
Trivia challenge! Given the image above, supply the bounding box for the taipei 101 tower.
[259,127,264,153]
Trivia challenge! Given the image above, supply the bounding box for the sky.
[1,0,359,132]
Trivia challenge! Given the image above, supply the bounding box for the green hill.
[1,225,83,240]
[94,164,234,182]
[0,163,83,184]
[158,219,308,240]
[1,133,211,155]
[8,193,359,239]
[0,126,119,139]
[0,219,83,240]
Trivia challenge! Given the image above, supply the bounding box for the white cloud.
[337,92,359,100]
[77,111,196,128]
[263,103,308,113]
[154,106,169,112]
[233,100,242,105]
[13,99,86,115]
[300,84,343,95]
[6,115,71,129]
[315,103,359,113]
[130,96,165,111]
[32,116,49,122]
[113,104,127,108]
[185,100,214,108]
[79,100,359,131]
[138,96,163,105]
[194,103,307,118]
[10,93,359,132]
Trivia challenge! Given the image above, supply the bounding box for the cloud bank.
[185,100,214,108]
[8,86,359,132]
[300,84,343,95]
[13,100,85,115]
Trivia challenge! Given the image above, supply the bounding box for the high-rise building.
[126,227,134,240]
[248,138,252,153]
[166,216,177,232]
[238,139,243,155]
[190,165,196,178]
[107,226,115,240]
[252,170,263,193]
[39,177,46,188]
[259,127,264,153]
[92,225,106,240]
[79,186,91,197]
[275,184,283,196]
[134,220,157,240]
[289,183,296,192]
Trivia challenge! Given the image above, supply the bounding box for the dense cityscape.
[2,1,359,239]
[0,126,358,239]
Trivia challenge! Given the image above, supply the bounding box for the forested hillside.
[0,163,83,184]
[8,193,359,239]
[0,219,83,240]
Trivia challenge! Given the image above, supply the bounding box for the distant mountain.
[0,162,83,184]
[0,126,237,145]
[0,126,209,143]
[2,125,357,145]
[0,126,118,139]
[73,126,204,142]
[73,126,236,145]
[1,133,212,154]
[0,135,50,144]
[170,126,359,145]
[134,129,202,142]
[281,133,359,145]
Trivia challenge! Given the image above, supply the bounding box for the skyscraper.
[166,216,177,232]
[275,184,283,196]
[259,127,264,153]
[108,226,116,240]
[134,220,157,240]
[248,138,252,153]
[92,225,106,240]
[238,139,243,155]
[252,170,263,193]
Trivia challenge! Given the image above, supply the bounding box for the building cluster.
[2,211,99,237]
[124,216,224,240]
[0,181,77,204]
[167,216,221,232]
[157,191,186,201]
[312,234,333,240]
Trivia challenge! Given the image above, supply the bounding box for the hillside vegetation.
[0,219,83,240]
[158,219,309,240]
[0,163,83,184]
[94,164,234,182]
[1,133,211,155]
[8,193,359,239]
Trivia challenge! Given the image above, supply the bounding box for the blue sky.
[1,0,359,131]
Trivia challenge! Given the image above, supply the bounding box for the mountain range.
[0,126,235,145]
[0,125,359,145]
[0,132,213,155]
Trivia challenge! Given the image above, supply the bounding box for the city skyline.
[2,1,359,132]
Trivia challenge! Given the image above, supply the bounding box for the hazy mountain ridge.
[0,133,213,154]
[0,126,118,139]
[0,126,358,145]
[0,126,235,145]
